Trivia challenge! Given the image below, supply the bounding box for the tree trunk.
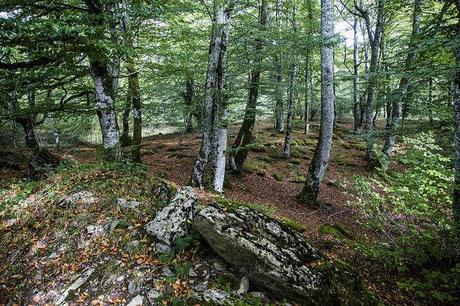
[428,77,434,122]
[383,0,421,157]
[230,0,267,172]
[298,0,335,206]
[91,60,121,162]
[128,60,142,163]
[274,57,285,133]
[283,3,297,158]
[304,54,312,134]
[85,0,121,162]
[353,14,360,131]
[453,1,460,225]
[120,84,132,147]
[184,78,194,132]
[191,0,236,192]
[363,0,384,164]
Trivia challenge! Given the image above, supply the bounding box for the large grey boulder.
[145,186,197,252]
[193,204,373,304]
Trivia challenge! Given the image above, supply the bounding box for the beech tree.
[191,0,238,192]
[298,0,335,205]
[229,0,268,172]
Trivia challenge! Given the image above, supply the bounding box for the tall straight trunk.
[361,0,384,164]
[191,0,236,192]
[383,0,421,157]
[120,95,132,147]
[274,0,284,133]
[304,54,312,134]
[428,77,434,122]
[46,89,60,149]
[85,0,121,162]
[352,14,360,131]
[453,1,460,225]
[274,57,285,132]
[230,0,267,171]
[283,2,297,158]
[128,60,142,163]
[299,0,335,206]
[304,0,314,134]
[184,78,194,132]
[91,60,121,162]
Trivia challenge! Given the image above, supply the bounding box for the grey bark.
[274,57,285,133]
[91,61,121,162]
[353,14,360,131]
[85,0,121,162]
[184,78,194,132]
[299,0,335,206]
[274,0,285,133]
[229,0,268,172]
[383,0,422,157]
[304,0,314,134]
[283,3,298,158]
[191,0,236,192]
[356,0,384,164]
[453,0,460,225]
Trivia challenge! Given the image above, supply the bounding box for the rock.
[188,267,198,277]
[237,276,250,295]
[126,240,140,253]
[116,198,140,210]
[249,291,265,300]
[201,288,230,305]
[193,204,372,304]
[86,225,104,235]
[126,295,145,306]
[212,260,226,272]
[57,191,95,208]
[193,280,208,292]
[145,186,197,251]
[154,242,171,253]
[55,267,94,305]
[147,288,162,302]
[161,266,174,277]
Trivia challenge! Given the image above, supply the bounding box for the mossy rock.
[319,223,355,240]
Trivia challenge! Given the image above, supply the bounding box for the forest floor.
[0,120,440,305]
[67,120,410,304]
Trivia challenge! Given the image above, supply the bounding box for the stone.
[86,225,104,235]
[161,266,174,277]
[237,276,250,295]
[250,292,265,300]
[116,198,140,210]
[145,186,197,250]
[147,288,162,302]
[188,267,198,277]
[126,295,144,306]
[55,267,94,305]
[193,204,371,304]
[201,288,230,305]
[154,242,171,254]
[57,191,95,208]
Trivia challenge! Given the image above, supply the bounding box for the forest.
[0,0,459,305]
